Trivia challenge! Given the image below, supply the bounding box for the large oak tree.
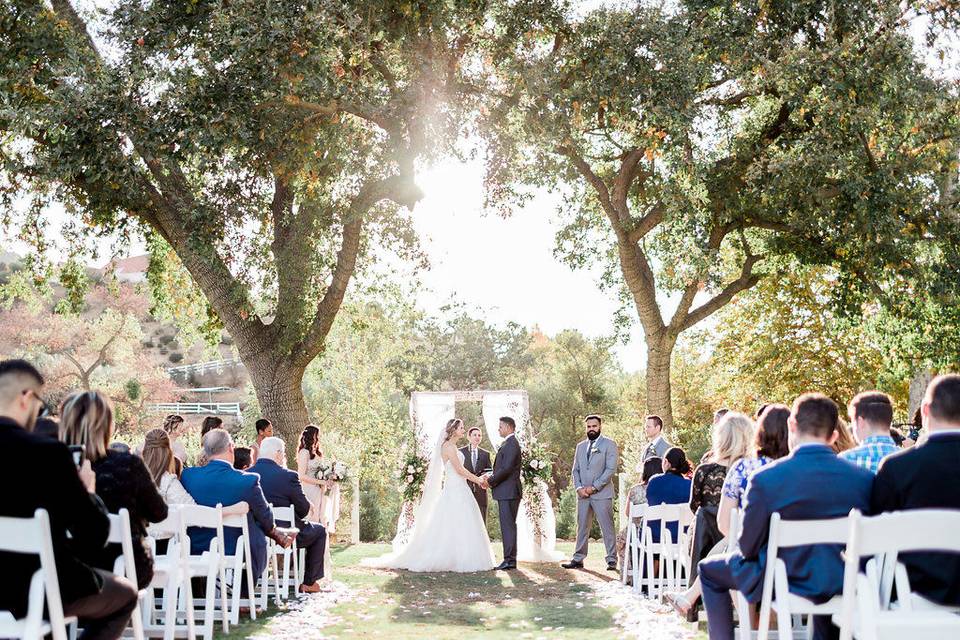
[1,0,488,440]
[481,0,960,429]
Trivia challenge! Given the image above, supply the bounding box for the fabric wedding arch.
[393,390,563,563]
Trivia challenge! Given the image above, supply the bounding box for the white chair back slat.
[628,502,646,519]
[837,509,960,640]
[0,509,71,640]
[775,515,850,547]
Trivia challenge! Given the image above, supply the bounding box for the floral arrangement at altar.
[398,450,429,502]
[520,437,553,544]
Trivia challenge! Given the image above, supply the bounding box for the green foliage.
[555,485,577,540]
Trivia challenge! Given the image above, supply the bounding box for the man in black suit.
[460,426,492,523]
[0,359,137,640]
[248,436,327,593]
[872,373,960,606]
[481,416,522,570]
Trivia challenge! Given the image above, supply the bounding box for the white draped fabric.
[482,390,563,563]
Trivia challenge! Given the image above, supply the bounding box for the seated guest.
[60,391,168,590]
[699,393,874,640]
[645,447,693,544]
[0,359,137,640]
[717,404,791,537]
[832,417,857,453]
[200,415,223,438]
[840,391,898,473]
[163,414,188,462]
[233,447,253,471]
[33,415,60,439]
[140,429,247,539]
[181,429,292,581]
[666,412,754,618]
[873,374,960,606]
[249,437,328,592]
[615,457,662,580]
[109,442,131,454]
[250,418,274,463]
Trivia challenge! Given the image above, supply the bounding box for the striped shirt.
[840,435,899,474]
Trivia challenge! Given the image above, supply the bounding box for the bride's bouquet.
[397,452,429,502]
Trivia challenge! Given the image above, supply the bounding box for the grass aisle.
[228,542,703,640]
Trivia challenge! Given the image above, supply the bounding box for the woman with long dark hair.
[644,447,693,545]
[297,424,327,522]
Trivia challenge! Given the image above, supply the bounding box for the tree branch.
[678,252,764,331]
[295,174,424,364]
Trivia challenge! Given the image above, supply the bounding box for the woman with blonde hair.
[60,390,167,589]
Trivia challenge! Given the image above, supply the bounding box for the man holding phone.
[0,359,137,640]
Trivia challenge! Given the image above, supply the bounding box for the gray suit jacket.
[571,435,619,500]
[642,436,672,461]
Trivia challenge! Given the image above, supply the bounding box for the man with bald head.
[249,436,328,592]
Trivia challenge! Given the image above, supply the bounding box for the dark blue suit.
[644,472,692,543]
[699,444,874,640]
[248,458,327,584]
[181,460,275,578]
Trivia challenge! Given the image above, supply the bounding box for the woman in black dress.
[60,391,168,589]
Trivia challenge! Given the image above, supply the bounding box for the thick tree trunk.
[244,354,311,448]
[645,333,677,433]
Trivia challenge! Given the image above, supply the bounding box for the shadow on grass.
[375,560,615,634]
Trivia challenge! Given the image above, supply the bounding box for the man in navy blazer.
[248,436,328,592]
[181,429,291,580]
[699,393,874,640]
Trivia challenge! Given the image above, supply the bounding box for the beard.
[587,430,601,441]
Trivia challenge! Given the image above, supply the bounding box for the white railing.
[166,358,244,376]
[147,402,242,417]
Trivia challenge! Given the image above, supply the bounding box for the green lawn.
[221,541,706,640]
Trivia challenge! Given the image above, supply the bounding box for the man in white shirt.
[642,414,672,460]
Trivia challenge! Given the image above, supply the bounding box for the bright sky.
[410,158,647,371]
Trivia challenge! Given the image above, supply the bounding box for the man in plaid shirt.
[841,391,900,474]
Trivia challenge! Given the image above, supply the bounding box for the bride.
[363,418,496,572]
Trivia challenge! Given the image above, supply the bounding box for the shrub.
[556,486,577,540]
[159,334,175,346]
[142,339,155,348]
[168,352,184,363]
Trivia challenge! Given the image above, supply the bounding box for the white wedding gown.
[364,452,495,572]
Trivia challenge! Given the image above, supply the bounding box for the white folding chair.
[641,503,693,600]
[265,505,300,602]
[835,509,960,640]
[177,505,229,640]
[621,503,646,591]
[756,513,851,640]
[0,509,76,640]
[220,513,257,625]
[106,509,146,640]
[142,508,196,640]
[727,508,758,640]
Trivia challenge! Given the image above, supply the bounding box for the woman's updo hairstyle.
[443,418,464,442]
[664,446,692,476]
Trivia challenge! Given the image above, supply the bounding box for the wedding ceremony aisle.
[230,543,702,640]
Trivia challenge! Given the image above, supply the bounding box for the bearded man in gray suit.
[562,414,620,571]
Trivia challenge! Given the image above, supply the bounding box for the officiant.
[460,426,492,523]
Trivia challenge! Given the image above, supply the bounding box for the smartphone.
[68,444,84,468]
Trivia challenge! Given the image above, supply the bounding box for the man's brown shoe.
[299,582,321,594]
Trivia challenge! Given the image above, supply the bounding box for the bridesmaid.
[296,425,328,522]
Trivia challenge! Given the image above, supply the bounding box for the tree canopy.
[479,0,960,428]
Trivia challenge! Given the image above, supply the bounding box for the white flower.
[407,465,415,473]
[406,475,414,484]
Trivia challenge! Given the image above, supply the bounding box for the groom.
[481,416,522,570]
